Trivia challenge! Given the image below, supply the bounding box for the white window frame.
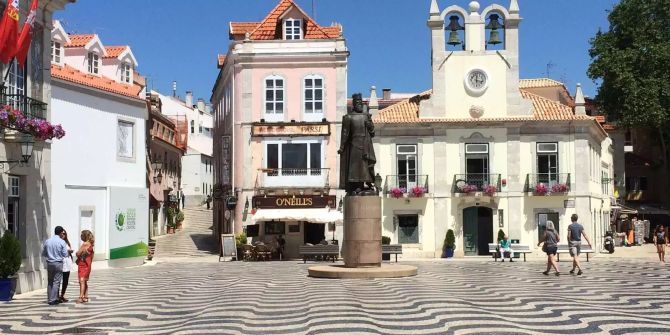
[284,18,302,40]
[263,75,285,122]
[303,75,324,121]
[51,41,62,64]
[120,63,132,83]
[87,52,99,75]
[396,144,418,189]
[8,176,20,198]
[117,119,136,162]
[536,142,559,184]
[263,139,324,187]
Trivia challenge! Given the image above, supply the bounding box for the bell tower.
[420,0,523,119]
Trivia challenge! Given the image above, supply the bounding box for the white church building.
[371,0,613,258]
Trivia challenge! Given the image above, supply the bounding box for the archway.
[463,207,494,256]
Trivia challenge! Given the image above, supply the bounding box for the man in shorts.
[567,214,592,275]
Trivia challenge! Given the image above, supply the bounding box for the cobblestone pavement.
[153,208,218,260]
[1,259,670,335]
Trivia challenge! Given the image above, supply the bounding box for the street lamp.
[0,134,35,164]
[151,160,163,184]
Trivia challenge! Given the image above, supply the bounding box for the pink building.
[211,0,348,258]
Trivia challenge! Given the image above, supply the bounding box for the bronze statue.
[338,93,377,195]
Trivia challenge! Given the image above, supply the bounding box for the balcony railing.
[384,175,429,195]
[452,174,502,194]
[525,173,571,194]
[0,88,47,120]
[256,168,330,188]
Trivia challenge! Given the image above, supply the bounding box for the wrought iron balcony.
[0,88,47,120]
[525,173,571,194]
[452,174,502,194]
[384,175,429,196]
[256,168,330,188]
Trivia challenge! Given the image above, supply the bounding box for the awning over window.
[246,208,343,226]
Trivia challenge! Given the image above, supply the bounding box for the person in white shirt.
[60,229,74,302]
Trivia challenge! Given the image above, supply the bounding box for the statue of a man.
[338,93,377,195]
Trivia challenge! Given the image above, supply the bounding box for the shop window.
[397,215,419,244]
[288,224,300,233]
[537,212,560,241]
[264,221,285,235]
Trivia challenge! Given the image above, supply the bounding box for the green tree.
[588,0,670,188]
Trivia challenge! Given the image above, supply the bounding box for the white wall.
[51,84,147,260]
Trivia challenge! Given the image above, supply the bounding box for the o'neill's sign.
[253,195,336,209]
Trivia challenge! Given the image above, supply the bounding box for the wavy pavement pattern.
[1,260,670,334]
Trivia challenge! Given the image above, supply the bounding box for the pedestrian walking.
[654,225,668,262]
[538,220,560,276]
[41,226,69,305]
[60,230,74,302]
[76,230,95,304]
[206,194,212,209]
[567,214,592,276]
[498,234,513,262]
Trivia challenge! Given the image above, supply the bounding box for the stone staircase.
[153,207,218,261]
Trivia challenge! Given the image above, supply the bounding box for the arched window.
[303,75,324,121]
[264,75,284,122]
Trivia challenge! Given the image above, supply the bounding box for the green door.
[463,207,478,256]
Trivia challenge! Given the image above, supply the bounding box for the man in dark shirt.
[567,214,592,275]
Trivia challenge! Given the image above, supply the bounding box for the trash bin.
[511,239,520,258]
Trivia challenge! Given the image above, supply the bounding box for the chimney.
[197,98,206,112]
[368,86,379,115]
[574,83,586,115]
[185,91,193,107]
[172,81,177,97]
[382,88,391,100]
[205,104,212,114]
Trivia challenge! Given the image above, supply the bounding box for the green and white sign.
[109,187,149,259]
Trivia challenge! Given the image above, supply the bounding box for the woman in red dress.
[76,230,94,304]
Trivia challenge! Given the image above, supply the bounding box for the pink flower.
[411,186,427,197]
[535,183,548,195]
[390,187,406,198]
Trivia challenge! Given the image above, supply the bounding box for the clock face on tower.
[464,69,489,95]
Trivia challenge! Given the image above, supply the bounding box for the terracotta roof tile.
[229,22,259,39]
[519,78,565,89]
[245,0,341,40]
[217,54,226,68]
[51,64,143,100]
[373,85,595,124]
[103,46,128,58]
[65,34,94,47]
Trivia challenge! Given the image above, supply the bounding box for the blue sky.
[55,0,618,102]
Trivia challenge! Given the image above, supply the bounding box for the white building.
[50,22,149,267]
[371,0,613,258]
[159,91,213,207]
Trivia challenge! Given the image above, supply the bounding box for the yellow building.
[371,0,613,258]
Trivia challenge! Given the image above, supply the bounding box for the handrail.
[0,89,47,120]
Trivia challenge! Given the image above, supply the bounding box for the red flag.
[16,0,38,66]
[0,0,20,64]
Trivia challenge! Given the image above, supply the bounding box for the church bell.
[446,15,463,46]
[486,14,504,45]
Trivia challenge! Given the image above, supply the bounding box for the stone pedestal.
[342,196,381,268]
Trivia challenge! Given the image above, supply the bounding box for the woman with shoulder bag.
[537,221,561,276]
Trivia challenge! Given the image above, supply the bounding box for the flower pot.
[444,248,454,258]
[382,253,391,261]
[176,221,183,230]
[0,277,17,301]
[167,227,175,234]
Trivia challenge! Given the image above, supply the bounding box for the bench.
[381,244,402,262]
[299,244,339,263]
[556,243,594,262]
[488,243,532,262]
